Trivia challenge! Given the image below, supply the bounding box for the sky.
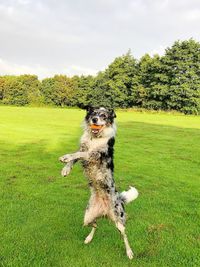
[0,0,200,79]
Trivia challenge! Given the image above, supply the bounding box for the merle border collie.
[59,107,138,259]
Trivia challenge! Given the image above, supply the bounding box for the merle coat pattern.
[59,107,138,259]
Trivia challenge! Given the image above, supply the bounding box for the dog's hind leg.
[116,222,133,260]
[83,193,103,244]
[84,222,97,244]
[83,208,98,244]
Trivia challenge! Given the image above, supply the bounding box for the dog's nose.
[92,117,98,124]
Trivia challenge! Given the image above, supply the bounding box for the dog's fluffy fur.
[59,107,138,259]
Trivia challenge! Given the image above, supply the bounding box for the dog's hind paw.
[126,249,134,260]
[84,235,93,244]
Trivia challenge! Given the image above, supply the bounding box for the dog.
[59,106,138,259]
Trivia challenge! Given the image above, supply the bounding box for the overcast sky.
[0,0,200,79]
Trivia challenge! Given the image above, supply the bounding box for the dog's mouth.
[90,124,104,134]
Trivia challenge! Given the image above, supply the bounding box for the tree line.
[0,39,200,114]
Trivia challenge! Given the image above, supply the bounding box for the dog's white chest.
[81,133,108,152]
[88,138,107,152]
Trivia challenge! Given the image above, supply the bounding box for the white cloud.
[185,9,200,21]
[0,57,52,78]
[0,0,200,77]
[0,58,98,79]
[0,3,15,16]
[63,65,98,77]
[17,0,31,5]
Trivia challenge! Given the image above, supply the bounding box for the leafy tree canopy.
[0,39,200,114]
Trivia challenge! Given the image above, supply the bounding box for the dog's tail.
[120,186,139,204]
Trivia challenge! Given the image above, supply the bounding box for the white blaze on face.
[99,107,107,111]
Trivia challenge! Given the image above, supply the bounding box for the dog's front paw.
[61,164,72,177]
[59,154,72,163]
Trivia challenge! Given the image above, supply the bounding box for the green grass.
[0,106,200,267]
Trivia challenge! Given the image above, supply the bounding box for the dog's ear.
[109,109,116,119]
[84,105,95,121]
[86,105,95,114]
[78,104,94,113]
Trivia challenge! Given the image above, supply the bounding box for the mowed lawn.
[0,106,200,267]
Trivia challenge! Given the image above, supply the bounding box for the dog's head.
[84,106,116,136]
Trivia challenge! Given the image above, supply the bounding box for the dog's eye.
[100,114,106,119]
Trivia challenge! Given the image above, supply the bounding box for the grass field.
[0,106,200,267]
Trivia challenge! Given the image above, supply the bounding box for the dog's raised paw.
[61,165,71,176]
[59,154,71,163]
[59,156,65,162]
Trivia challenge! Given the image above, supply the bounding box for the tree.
[40,77,55,105]
[20,75,42,105]
[162,39,200,114]
[53,75,77,106]
[137,54,169,110]
[89,50,139,108]
[2,76,28,106]
[0,76,6,101]
[0,39,200,114]
[40,75,77,106]
[2,75,41,106]
[72,75,95,107]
